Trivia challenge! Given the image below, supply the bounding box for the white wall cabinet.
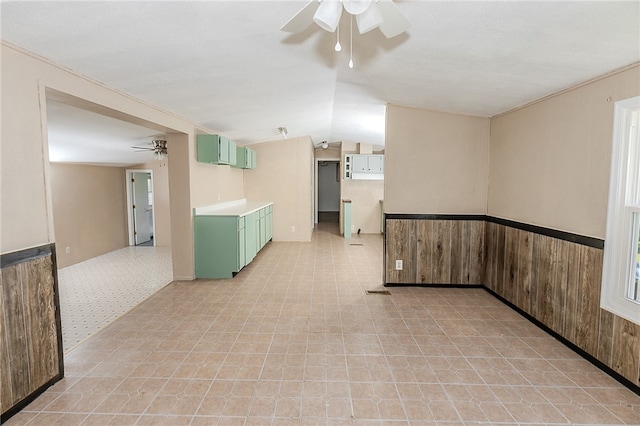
[344,154,384,180]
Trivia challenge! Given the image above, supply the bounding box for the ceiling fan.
[281,0,410,38]
[131,139,168,160]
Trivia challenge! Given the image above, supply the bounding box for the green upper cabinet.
[234,146,257,169]
[197,134,237,166]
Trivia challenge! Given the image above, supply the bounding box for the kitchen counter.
[194,199,273,217]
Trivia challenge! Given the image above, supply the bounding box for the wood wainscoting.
[384,214,640,390]
[385,215,485,285]
[1,244,64,422]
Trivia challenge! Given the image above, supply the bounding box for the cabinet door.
[259,208,267,249]
[245,212,258,263]
[246,148,255,169]
[367,155,384,173]
[238,226,246,270]
[196,135,220,164]
[194,215,239,278]
[235,146,246,169]
[228,140,237,166]
[266,210,273,241]
[353,155,368,172]
[218,137,230,163]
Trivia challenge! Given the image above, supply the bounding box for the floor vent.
[366,290,391,295]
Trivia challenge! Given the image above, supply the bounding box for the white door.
[132,172,153,245]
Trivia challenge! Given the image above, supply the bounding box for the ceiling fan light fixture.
[321,141,329,149]
[152,139,168,160]
[356,3,383,34]
[342,0,373,16]
[313,0,342,32]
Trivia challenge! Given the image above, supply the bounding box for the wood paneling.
[612,315,640,384]
[387,218,484,285]
[516,230,533,314]
[385,219,416,284]
[1,246,63,420]
[385,215,639,388]
[485,222,638,388]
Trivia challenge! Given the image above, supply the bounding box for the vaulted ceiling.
[2,1,639,165]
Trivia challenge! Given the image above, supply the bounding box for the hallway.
[7,223,639,425]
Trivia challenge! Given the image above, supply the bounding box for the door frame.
[125,169,155,246]
[314,157,341,224]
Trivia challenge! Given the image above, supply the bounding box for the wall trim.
[385,213,486,221]
[384,214,604,249]
[1,243,53,268]
[485,216,604,249]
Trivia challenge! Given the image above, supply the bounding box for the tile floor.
[58,246,173,351]
[7,223,640,425]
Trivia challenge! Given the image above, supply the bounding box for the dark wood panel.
[597,309,615,367]
[612,315,640,384]
[416,220,432,284]
[516,230,533,314]
[22,257,59,391]
[469,221,485,284]
[495,224,506,295]
[1,264,31,406]
[551,240,569,335]
[0,270,14,413]
[534,234,556,330]
[1,247,63,421]
[574,245,602,355]
[485,222,498,292]
[385,219,416,284]
[450,221,462,284]
[432,221,451,283]
[503,227,518,304]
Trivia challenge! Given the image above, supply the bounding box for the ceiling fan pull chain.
[349,15,354,69]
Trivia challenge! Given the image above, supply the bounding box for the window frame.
[601,96,640,325]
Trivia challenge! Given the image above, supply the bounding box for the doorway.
[317,160,341,223]
[126,169,155,246]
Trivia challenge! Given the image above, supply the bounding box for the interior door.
[132,172,153,245]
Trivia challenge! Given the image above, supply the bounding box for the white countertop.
[194,199,273,217]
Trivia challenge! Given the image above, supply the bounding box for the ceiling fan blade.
[377,0,410,38]
[281,0,320,33]
[131,146,154,151]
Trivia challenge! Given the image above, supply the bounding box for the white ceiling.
[2,1,639,166]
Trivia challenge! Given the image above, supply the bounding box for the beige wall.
[488,66,640,238]
[50,163,128,268]
[130,160,171,247]
[245,136,314,242]
[384,105,490,214]
[0,43,245,280]
[191,159,245,209]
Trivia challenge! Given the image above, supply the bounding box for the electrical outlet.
[65,247,71,254]
[395,259,403,271]
[291,226,295,232]
[351,225,355,231]
[217,193,221,201]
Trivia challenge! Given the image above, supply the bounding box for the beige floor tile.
[5,222,640,425]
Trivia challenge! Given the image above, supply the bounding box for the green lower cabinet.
[194,215,243,278]
[194,205,273,279]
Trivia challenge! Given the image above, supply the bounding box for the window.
[601,96,640,325]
